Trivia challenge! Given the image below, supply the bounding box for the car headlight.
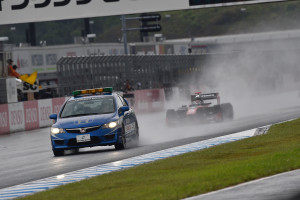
[102,121,118,129]
[51,127,65,134]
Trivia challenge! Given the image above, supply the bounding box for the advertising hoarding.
[0,104,9,135]
[38,99,52,127]
[8,102,25,132]
[23,100,39,130]
[0,0,289,25]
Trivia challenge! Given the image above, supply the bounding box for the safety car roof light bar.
[72,87,113,97]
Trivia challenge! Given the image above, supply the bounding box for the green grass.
[21,118,300,200]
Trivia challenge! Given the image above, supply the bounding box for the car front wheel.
[115,126,127,150]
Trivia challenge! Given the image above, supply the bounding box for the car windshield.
[60,97,115,118]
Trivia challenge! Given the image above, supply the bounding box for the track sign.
[22,80,39,93]
[0,0,290,25]
[139,14,161,22]
[139,13,161,34]
[140,25,162,32]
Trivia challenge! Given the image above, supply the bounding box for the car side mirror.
[49,114,57,120]
[118,106,129,115]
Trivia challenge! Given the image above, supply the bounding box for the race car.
[166,92,233,126]
[49,87,139,156]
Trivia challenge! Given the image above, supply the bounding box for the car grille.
[65,125,101,134]
[54,140,64,145]
[104,134,115,141]
[68,136,101,146]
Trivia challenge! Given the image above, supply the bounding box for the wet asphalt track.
[0,91,300,199]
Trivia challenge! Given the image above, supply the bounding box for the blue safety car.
[49,87,139,156]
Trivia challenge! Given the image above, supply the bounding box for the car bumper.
[51,127,121,150]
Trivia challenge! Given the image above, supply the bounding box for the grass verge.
[21,118,300,200]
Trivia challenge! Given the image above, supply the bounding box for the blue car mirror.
[49,114,57,120]
[118,106,129,115]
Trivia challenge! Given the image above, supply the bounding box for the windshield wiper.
[88,113,100,115]
[61,113,91,118]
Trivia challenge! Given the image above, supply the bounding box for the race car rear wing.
[191,93,220,104]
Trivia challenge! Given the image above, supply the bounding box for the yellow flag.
[19,72,37,85]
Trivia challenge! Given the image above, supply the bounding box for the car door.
[117,95,135,138]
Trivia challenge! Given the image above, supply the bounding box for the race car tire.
[220,103,234,121]
[166,109,177,121]
[212,105,223,123]
[166,109,177,127]
[115,126,127,150]
[53,149,64,157]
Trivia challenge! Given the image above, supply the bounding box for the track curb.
[0,127,267,199]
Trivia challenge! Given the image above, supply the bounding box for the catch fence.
[56,54,211,96]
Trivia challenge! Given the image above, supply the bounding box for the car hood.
[56,113,118,129]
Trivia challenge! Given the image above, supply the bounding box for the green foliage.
[1,1,300,45]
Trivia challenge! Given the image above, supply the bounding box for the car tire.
[166,109,177,127]
[166,109,176,120]
[115,126,127,150]
[73,148,80,154]
[133,121,139,147]
[53,149,64,157]
[211,105,223,123]
[220,103,234,121]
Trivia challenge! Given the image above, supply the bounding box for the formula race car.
[166,92,233,126]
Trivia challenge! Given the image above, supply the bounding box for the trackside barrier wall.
[0,97,68,135]
[8,102,25,132]
[0,104,9,135]
[133,89,165,113]
[24,100,39,130]
[0,88,165,135]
